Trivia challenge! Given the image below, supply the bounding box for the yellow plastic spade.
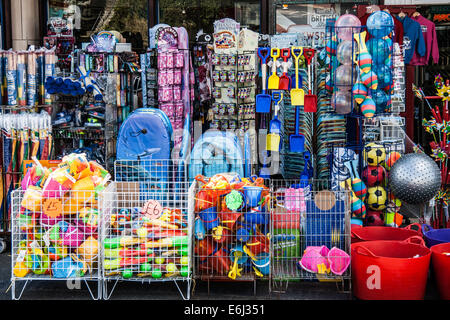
[290,47,305,106]
[268,48,280,90]
[228,252,243,280]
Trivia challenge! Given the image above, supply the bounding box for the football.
[366,186,387,211]
[363,142,386,166]
[362,165,386,187]
[364,210,385,226]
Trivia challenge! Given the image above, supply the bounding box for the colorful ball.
[361,70,378,90]
[361,96,376,118]
[362,165,386,187]
[367,11,394,39]
[372,89,389,111]
[373,64,392,88]
[386,151,402,169]
[152,268,163,279]
[351,195,367,218]
[335,64,357,90]
[180,266,189,277]
[352,177,367,200]
[332,90,353,114]
[140,263,152,272]
[122,269,133,279]
[366,186,387,211]
[363,142,386,166]
[352,82,368,104]
[335,14,362,41]
[336,40,355,65]
[364,210,385,226]
[366,38,390,64]
[358,51,373,74]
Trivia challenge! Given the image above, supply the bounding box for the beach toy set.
[102,203,190,281]
[11,153,110,284]
[327,12,395,117]
[193,173,271,280]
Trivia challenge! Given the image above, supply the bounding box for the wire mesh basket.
[192,175,271,284]
[100,159,193,300]
[269,180,351,293]
[11,188,102,300]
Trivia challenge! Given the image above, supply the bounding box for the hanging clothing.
[409,15,439,66]
[359,13,404,45]
[397,15,426,64]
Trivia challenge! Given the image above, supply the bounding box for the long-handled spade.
[268,48,280,90]
[303,48,317,112]
[290,47,305,106]
[266,91,283,152]
[256,47,271,113]
[279,48,291,90]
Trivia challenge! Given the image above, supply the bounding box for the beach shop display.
[11,153,110,299]
[270,180,351,291]
[100,175,193,300]
[193,173,270,281]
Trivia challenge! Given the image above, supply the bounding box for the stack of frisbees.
[316,49,347,181]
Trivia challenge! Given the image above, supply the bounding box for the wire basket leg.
[82,279,102,300]
[11,279,29,300]
[103,279,119,300]
[173,279,191,300]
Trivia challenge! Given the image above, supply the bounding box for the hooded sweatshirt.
[397,15,426,64]
[409,14,439,65]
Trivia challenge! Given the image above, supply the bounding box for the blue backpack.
[188,130,245,181]
[115,108,174,199]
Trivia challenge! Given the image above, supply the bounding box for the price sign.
[43,198,62,218]
[142,200,162,220]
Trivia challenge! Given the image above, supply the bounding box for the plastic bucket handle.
[421,224,434,233]
[351,229,363,240]
[403,235,426,247]
[405,223,423,235]
[354,245,377,258]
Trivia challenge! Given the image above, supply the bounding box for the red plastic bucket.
[351,224,421,244]
[351,236,431,300]
[430,242,450,300]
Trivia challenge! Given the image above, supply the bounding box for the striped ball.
[326,36,338,56]
[352,178,367,200]
[358,51,372,73]
[361,71,378,90]
[352,82,368,104]
[351,197,367,218]
[361,96,376,118]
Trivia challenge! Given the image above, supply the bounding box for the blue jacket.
[397,15,426,64]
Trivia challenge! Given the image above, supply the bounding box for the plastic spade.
[268,48,280,90]
[289,100,305,153]
[256,47,271,113]
[299,151,312,188]
[279,48,291,90]
[303,48,317,112]
[290,47,305,106]
[266,91,283,152]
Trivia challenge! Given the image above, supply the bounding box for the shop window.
[47,0,148,51]
[158,0,261,41]
[275,2,379,46]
